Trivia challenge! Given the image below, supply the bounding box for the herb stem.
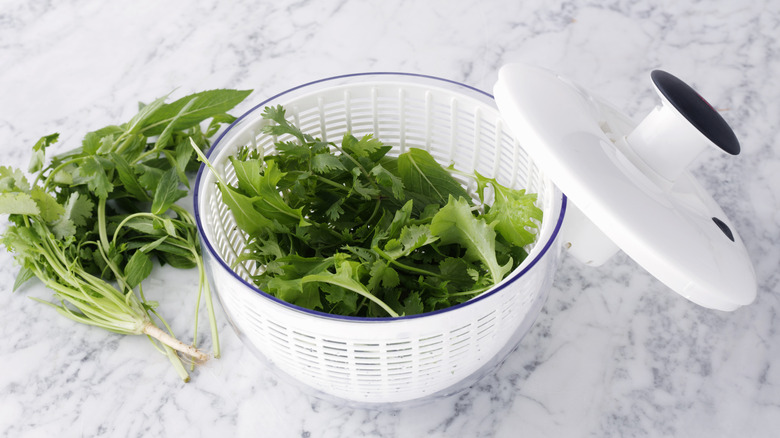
[142,323,209,362]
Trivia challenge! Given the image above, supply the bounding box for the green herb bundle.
[0,89,251,380]
[195,105,542,318]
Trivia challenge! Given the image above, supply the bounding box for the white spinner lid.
[493,63,756,311]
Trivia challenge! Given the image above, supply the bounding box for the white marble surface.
[2,0,779,436]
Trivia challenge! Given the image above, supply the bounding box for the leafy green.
[1,88,251,380]
[195,104,543,318]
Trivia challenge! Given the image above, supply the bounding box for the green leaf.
[78,156,114,199]
[82,131,101,155]
[173,140,194,186]
[217,183,280,236]
[28,133,59,173]
[0,166,31,193]
[136,164,165,193]
[0,192,40,216]
[205,113,237,137]
[476,172,543,247]
[261,105,306,143]
[250,160,308,226]
[342,133,391,160]
[302,255,398,317]
[229,155,264,197]
[367,260,400,290]
[438,257,477,290]
[396,148,469,209]
[153,96,198,150]
[30,187,64,222]
[311,153,346,174]
[323,283,358,315]
[370,163,404,200]
[266,277,323,310]
[111,153,150,201]
[50,218,76,240]
[141,89,252,136]
[151,168,186,215]
[430,195,511,284]
[50,192,94,239]
[138,235,168,253]
[125,95,169,134]
[325,198,345,221]
[401,292,424,316]
[13,265,35,292]
[382,224,438,260]
[125,251,153,289]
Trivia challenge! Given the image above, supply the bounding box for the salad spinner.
[193,65,756,404]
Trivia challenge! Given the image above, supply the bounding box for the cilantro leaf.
[342,133,391,160]
[370,163,405,201]
[0,166,31,192]
[30,187,64,223]
[77,156,114,199]
[28,133,59,173]
[311,153,346,174]
[0,192,39,215]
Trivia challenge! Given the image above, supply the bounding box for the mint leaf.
[136,164,164,193]
[151,168,186,215]
[125,250,153,289]
[111,153,150,201]
[141,89,252,136]
[153,96,198,150]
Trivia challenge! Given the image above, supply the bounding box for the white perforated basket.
[194,73,566,405]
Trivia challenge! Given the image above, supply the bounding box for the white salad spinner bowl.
[195,65,757,405]
[194,72,566,405]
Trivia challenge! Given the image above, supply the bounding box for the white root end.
[142,323,210,363]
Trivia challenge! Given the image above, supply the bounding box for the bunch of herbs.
[0,89,251,380]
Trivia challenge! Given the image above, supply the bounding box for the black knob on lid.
[650,70,740,156]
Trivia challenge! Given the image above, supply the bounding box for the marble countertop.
[2,0,779,436]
